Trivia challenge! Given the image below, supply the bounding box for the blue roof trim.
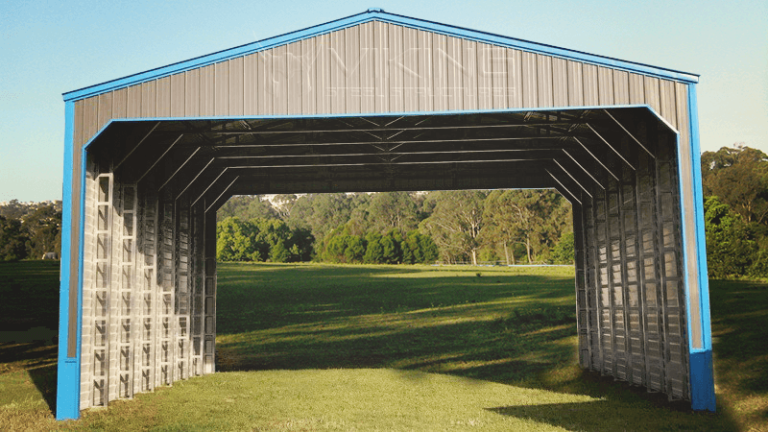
[63,9,698,102]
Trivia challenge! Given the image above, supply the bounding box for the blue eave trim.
[686,83,716,412]
[63,10,698,102]
[56,100,81,420]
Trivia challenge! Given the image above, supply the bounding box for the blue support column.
[686,84,716,412]
[56,101,82,420]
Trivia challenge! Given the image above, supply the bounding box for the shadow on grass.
[214,263,742,431]
[0,261,61,418]
[487,400,722,432]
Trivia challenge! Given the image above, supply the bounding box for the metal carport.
[56,9,715,420]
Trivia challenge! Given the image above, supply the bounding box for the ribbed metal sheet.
[65,20,704,413]
[76,22,693,145]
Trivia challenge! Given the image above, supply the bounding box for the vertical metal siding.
[552,58,568,107]
[273,45,288,115]
[402,27,418,112]
[462,39,478,110]
[72,21,693,142]
[214,61,229,116]
[170,74,185,117]
[388,25,404,112]
[346,27,361,114]
[141,81,156,118]
[97,93,112,132]
[536,54,553,107]
[184,69,200,117]
[506,48,522,108]
[113,88,128,119]
[520,51,537,108]
[229,57,244,116]
[566,60,584,107]
[156,76,171,118]
[417,30,433,112]
[66,20,705,411]
[316,34,331,114]
[372,22,389,113]
[199,64,214,117]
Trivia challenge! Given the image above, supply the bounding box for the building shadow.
[487,400,735,432]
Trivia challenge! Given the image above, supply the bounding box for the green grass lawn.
[0,261,765,431]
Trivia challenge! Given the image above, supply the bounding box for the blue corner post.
[686,83,716,412]
[56,100,82,420]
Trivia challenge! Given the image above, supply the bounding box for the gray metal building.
[56,9,715,420]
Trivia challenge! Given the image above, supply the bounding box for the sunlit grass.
[0,261,765,431]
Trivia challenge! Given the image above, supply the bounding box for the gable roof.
[63,8,698,102]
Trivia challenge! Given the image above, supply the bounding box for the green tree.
[420,190,486,264]
[702,145,768,224]
[704,195,756,278]
[550,232,575,265]
[22,205,62,258]
[368,192,418,235]
[0,215,28,261]
[363,232,384,264]
[216,217,261,261]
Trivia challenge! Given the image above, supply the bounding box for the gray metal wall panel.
[567,60,583,106]
[372,22,389,113]
[273,45,288,115]
[184,69,200,117]
[67,20,704,411]
[156,76,171,118]
[506,48,522,108]
[388,25,404,112]
[462,39,478,110]
[403,27,418,112]
[359,24,375,114]
[552,58,568,107]
[199,64,215,116]
[97,93,112,131]
[536,54,553,107]
[229,57,244,116]
[141,81,156,118]
[113,88,128,119]
[520,51,537,108]
[127,86,142,118]
[316,33,331,114]
[243,52,258,115]
[613,70,630,106]
[477,38,493,110]
[346,27,361,114]
[598,67,614,106]
[214,61,229,116]
[73,21,694,146]
[418,29,434,112]
[170,74,185,117]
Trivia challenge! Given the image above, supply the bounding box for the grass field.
[0,261,766,431]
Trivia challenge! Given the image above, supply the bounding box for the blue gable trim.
[63,9,698,102]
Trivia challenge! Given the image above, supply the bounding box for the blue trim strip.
[686,83,716,411]
[63,10,697,102]
[56,101,80,420]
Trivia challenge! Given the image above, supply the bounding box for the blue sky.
[1,0,766,202]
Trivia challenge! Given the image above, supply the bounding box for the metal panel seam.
[63,12,698,102]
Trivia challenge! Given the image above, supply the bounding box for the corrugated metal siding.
[73,21,694,149]
[66,18,704,412]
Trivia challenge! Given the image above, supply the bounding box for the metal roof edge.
[63,9,699,102]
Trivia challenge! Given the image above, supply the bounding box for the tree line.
[217,189,574,265]
[701,145,768,278]
[3,144,764,279]
[0,200,62,261]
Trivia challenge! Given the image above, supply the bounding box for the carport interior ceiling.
[56,8,715,419]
